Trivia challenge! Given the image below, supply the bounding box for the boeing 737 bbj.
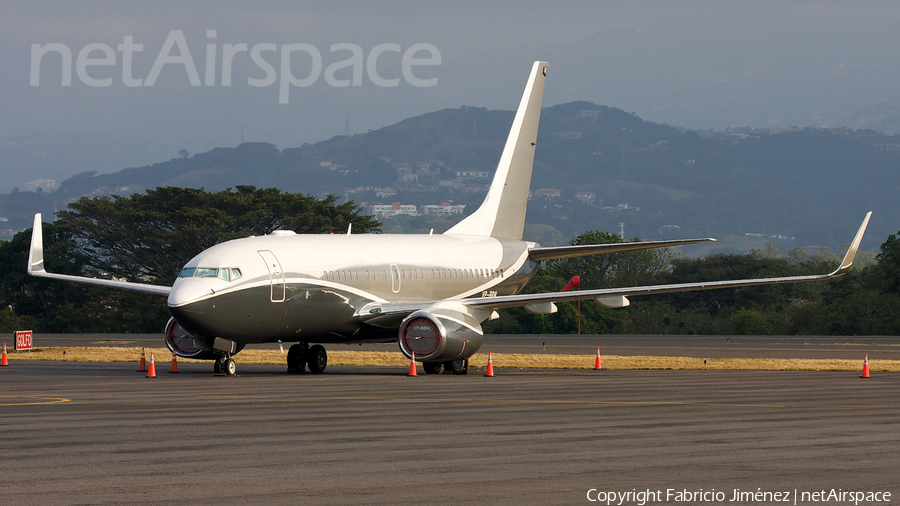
[27,61,872,376]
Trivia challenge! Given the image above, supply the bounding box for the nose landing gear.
[214,355,237,376]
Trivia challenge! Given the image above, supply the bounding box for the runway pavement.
[26,332,900,360]
[1,358,898,505]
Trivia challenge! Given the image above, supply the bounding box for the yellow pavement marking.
[0,395,71,406]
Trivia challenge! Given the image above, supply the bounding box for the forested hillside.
[2,102,898,252]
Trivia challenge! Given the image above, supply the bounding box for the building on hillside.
[370,202,418,218]
[393,163,413,174]
[24,179,57,192]
[454,170,490,180]
[529,188,562,200]
[603,203,641,212]
[575,192,596,205]
[438,179,464,190]
[423,202,466,216]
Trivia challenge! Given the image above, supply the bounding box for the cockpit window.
[195,268,219,278]
[180,267,242,281]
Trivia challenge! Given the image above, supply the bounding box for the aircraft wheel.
[287,344,308,373]
[445,359,467,375]
[213,357,224,374]
[307,345,327,374]
[423,361,443,374]
[223,357,237,376]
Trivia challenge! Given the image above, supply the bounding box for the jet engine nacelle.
[398,308,484,362]
[165,317,222,360]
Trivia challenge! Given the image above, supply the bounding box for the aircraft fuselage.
[167,232,540,344]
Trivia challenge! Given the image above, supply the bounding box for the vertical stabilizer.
[445,61,549,240]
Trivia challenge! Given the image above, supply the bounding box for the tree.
[0,222,168,333]
[178,149,189,159]
[546,230,676,289]
[873,232,900,294]
[56,186,381,284]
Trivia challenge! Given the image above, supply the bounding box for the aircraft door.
[258,250,286,302]
[390,264,401,293]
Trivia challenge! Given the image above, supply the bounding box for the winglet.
[27,213,45,275]
[833,212,872,275]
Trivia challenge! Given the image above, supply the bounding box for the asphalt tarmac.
[26,332,900,359]
[1,344,898,505]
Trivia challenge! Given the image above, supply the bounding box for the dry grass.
[4,347,898,371]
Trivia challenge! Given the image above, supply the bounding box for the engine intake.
[398,308,484,362]
[165,317,221,360]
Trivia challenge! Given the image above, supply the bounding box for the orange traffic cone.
[1,343,8,366]
[593,347,602,370]
[484,351,494,377]
[860,353,870,378]
[407,351,418,377]
[137,348,146,372]
[146,352,157,378]
[169,353,179,373]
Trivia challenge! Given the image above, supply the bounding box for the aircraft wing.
[529,237,716,262]
[465,212,872,311]
[27,214,172,296]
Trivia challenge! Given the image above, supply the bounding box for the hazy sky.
[3,1,900,185]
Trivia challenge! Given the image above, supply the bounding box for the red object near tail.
[562,276,580,292]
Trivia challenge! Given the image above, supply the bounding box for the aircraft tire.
[213,357,223,374]
[287,344,308,373]
[423,361,443,374]
[223,357,237,376]
[445,359,467,375]
[307,345,327,374]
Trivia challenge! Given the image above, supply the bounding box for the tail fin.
[445,61,549,240]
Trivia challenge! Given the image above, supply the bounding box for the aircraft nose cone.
[168,278,213,307]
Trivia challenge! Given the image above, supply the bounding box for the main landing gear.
[422,359,469,375]
[214,355,237,376]
[287,343,328,374]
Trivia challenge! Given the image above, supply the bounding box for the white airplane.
[27,61,872,376]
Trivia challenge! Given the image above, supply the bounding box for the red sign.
[15,330,33,351]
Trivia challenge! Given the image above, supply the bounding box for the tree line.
[1,186,897,335]
[483,234,897,336]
